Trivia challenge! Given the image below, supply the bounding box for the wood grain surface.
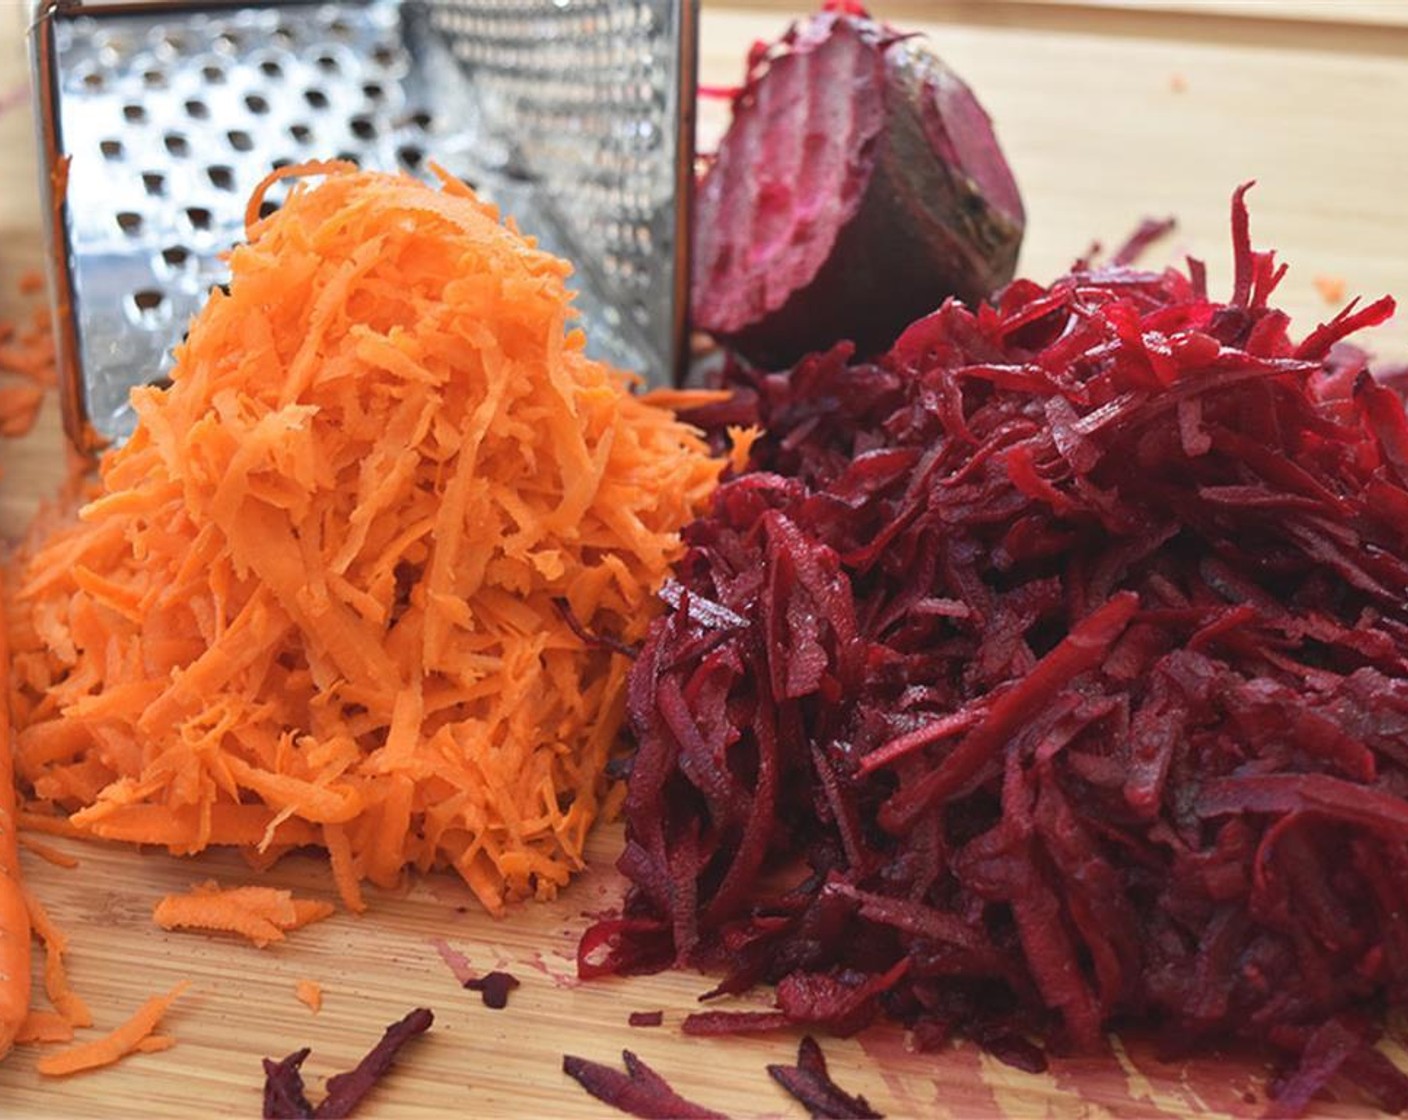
[1,2,1407,1117]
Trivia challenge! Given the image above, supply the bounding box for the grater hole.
[117,212,143,235]
[148,376,173,391]
[273,27,295,47]
[329,17,353,39]
[161,246,190,268]
[304,88,329,110]
[202,64,225,84]
[185,207,213,232]
[207,166,235,191]
[289,123,313,145]
[161,32,188,54]
[100,139,124,160]
[143,68,166,88]
[164,133,190,157]
[258,200,280,220]
[315,54,340,74]
[259,60,284,79]
[409,110,433,131]
[142,172,166,197]
[246,94,270,115]
[130,290,168,327]
[123,104,146,124]
[81,71,104,91]
[372,45,397,68]
[335,151,361,167]
[362,82,384,101]
[215,31,242,52]
[397,144,424,170]
[271,157,293,170]
[184,99,209,120]
[227,129,253,152]
[349,116,376,141]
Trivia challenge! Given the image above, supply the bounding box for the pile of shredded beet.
[582,187,1408,1114]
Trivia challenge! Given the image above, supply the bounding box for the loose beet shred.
[262,1007,433,1119]
[561,1050,726,1120]
[582,187,1408,1113]
[767,1036,882,1119]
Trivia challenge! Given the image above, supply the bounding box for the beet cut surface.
[585,186,1408,1115]
[691,4,1024,369]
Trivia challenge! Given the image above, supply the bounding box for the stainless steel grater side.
[30,0,698,449]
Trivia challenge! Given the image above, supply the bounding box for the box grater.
[30,0,698,449]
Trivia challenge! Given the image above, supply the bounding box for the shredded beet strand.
[263,1048,315,1120]
[312,1008,434,1119]
[561,1050,726,1120]
[767,1036,883,1119]
[463,970,520,1010]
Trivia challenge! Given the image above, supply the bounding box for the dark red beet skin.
[586,187,1408,1116]
[692,6,1024,369]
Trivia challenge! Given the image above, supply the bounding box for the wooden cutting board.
[2,3,1408,1116]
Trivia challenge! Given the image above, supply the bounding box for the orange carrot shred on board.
[16,834,78,869]
[15,1008,74,1045]
[1314,273,1348,305]
[8,162,721,916]
[35,981,187,1077]
[153,881,334,948]
[25,889,90,1029]
[295,979,322,1014]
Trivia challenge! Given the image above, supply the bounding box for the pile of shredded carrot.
[7,163,721,915]
[154,881,334,948]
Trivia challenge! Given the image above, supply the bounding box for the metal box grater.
[30,0,698,448]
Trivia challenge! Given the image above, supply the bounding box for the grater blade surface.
[31,0,697,447]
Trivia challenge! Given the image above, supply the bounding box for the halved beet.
[692,6,1024,369]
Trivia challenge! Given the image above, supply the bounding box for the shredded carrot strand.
[35,981,187,1076]
[17,835,78,869]
[294,979,322,1013]
[8,164,721,914]
[24,889,90,1029]
[153,881,334,948]
[15,1008,74,1045]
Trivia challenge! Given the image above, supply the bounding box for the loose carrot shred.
[16,835,78,869]
[1314,273,1347,305]
[726,424,764,476]
[35,981,187,1077]
[25,889,90,1029]
[294,979,322,1014]
[15,1008,74,1045]
[17,271,43,297]
[133,1033,175,1054]
[7,165,721,914]
[153,881,334,948]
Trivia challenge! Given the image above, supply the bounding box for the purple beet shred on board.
[464,970,520,1010]
[261,1008,433,1120]
[767,1036,882,1120]
[561,1050,726,1120]
[691,3,1024,369]
[582,185,1408,1115]
[628,1010,665,1027]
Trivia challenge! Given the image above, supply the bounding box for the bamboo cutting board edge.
[2,2,1408,1116]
